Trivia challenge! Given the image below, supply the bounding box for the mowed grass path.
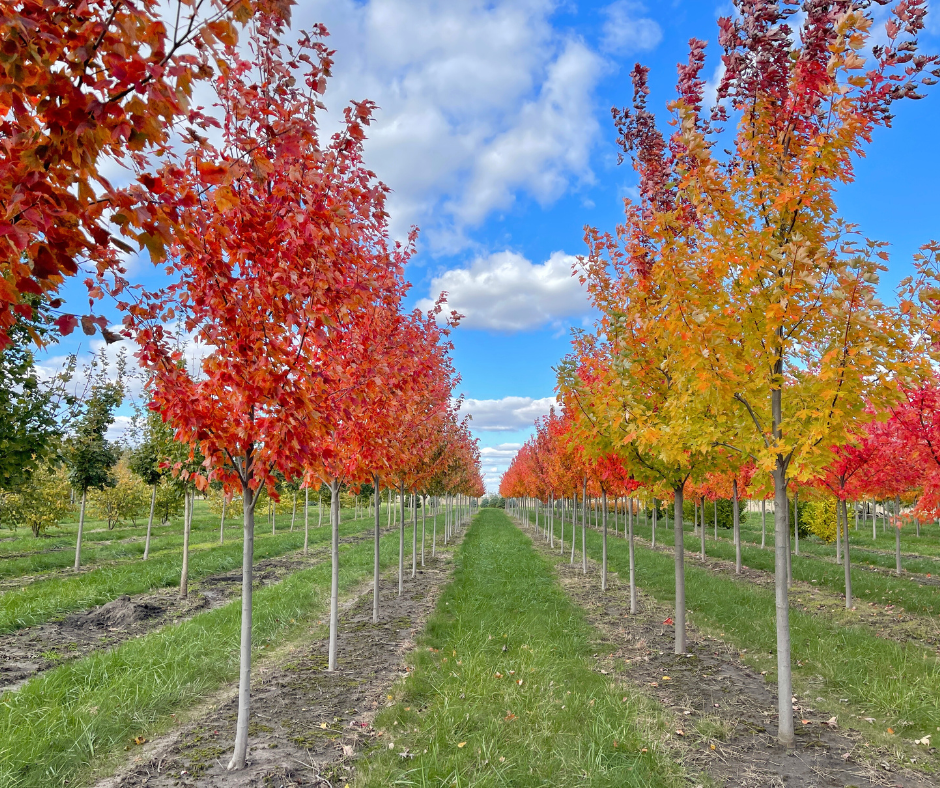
[560,519,940,748]
[0,528,408,788]
[357,509,685,788]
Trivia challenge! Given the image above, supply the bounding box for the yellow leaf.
[457,741,467,748]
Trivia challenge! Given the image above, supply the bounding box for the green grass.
[0,513,381,633]
[0,527,407,788]
[356,509,685,788]
[565,520,940,747]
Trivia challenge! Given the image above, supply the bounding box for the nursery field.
[5,506,938,787]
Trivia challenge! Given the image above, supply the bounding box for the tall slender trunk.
[761,499,766,549]
[144,483,157,559]
[840,497,852,608]
[835,493,842,563]
[398,482,405,596]
[895,495,902,574]
[570,491,577,564]
[373,473,381,623]
[700,495,706,561]
[872,500,877,541]
[228,455,257,771]
[549,494,554,548]
[290,492,297,532]
[559,495,564,553]
[411,493,417,579]
[328,478,341,671]
[793,489,799,556]
[271,500,276,535]
[432,495,437,557]
[421,493,426,567]
[673,484,686,654]
[772,461,794,745]
[180,489,192,599]
[628,498,636,614]
[581,477,587,575]
[219,494,227,544]
[733,479,741,574]
[651,499,657,548]
[601,490,608,592]
[713,498,717,540]
[319,494,323,528]
[303,487,309,556]
[73,489,87,571]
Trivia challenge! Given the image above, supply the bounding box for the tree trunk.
[733,479,741,574]
[328,478,341,671]
[628,497,636,614]
[841,497,852,609]
[398,482,405,596]
[835,493,842,563]
[895,495,902,574]
[421,493,426,567]
[144,483,157,560]
[581,477,587,575]
[570,491,577,565]
[73,489,87,571]
[713,498,717,540]
[771,459,795,747]
[319,494,323,528]
[559,495,564,553]
[700,495,706,561]
[761,499,766,549]
[651,499,657,548]
[180,489,192,599]
[793,489,799,556]
[601,490,608,592]
[373,473,381,623]
[227,460,257,771]
[271,500,276,535]
[290,492,297,532]
[432,495,437,557]
[219,493,227,544]
[673,484,686,654]
[303,487,309,556]
[411,493,417,579]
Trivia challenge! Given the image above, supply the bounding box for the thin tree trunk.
[794,489,799,556]
[674,484,686,655]
[733,479,741,574]
[303,487,309,556]
[628,497,636,614]
[714,498,717,540]
[761,499,766,549]
[873,499,877,540]
[411,493,417,579]
[180,489,192,599]
[373,473,381,623]
[290,491,297,532]
[652,499,657,548]
[559,495,564,553]
[601,490,608,592]
[432,495,437,557]
[328,478,341,671]
[73,489,87,571]
[271,500,276,535]
[219,493,227,544]
[582,477,587,575]
[835,493,842,563]
[700,495,706,561]
[227,459,257,771]
[319,493,323,528]
[841,497,852,609]
[144,483,157,559]
[895,495,902,574]
[421,493,426,567]
[772,461,794,746]
[570,491,577,564]
[398,482,405,596]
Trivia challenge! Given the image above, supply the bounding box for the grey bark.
[290,492,297,532]
[227,466,257,771]
[581,477,587,575]
[733,479,741,574]
[144,483,157,559]
[328,479,340,671]
[700,496,706,561]
[303,487,309,556]
[772,462,795,746]
[601,490,608,592]
[373,473,381,623]
[73,489,87,571]
[421,493,426,567]
[794,489,799,556]
[840,497,852,608]
[411,493,417,579]
[895,495,902,574]
[570,491,577,564]
[219,493,227,544]
[674,485,686,654]
[761,499,766,549]
[180,489,192,599]
[628,498,636,614]
[398,482,405,596]
[651,499,657,548]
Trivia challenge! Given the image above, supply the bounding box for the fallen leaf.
[457,742,467,748]
[133,736,146,745]
[662,618,674,626]
[887,728,894,734]
[710,744,716,750]
[320,722,328,729]
[662,676,671,681]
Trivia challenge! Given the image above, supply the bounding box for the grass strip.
[0,514,379,633]
[0,528,406,788]
[569,522,940,743]
[356,509,685,788]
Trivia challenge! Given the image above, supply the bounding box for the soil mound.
[72,596,165,629]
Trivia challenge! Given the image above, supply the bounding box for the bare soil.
[525,525,939,788]
[94,532,463,788]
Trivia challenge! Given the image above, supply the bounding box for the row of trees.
[2,3,484,772]
[502,0,939,749]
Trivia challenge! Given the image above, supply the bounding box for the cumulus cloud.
[600,1,662,55]
[290,0,605,250]
[418,250,592,332]
[459,396,556,432]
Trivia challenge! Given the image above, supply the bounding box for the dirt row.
[0,527,400,696]
[94,528,465,788]
[522,521,937,788]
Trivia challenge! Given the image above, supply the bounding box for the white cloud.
[291,0,605,250]
[418,250,592,332]
[480,443,524,461]
[600,1,662,55]
[459,396,556,431]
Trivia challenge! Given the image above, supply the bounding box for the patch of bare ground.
[0,546,336,695]
[525,527,937,788]
[94,532,464,788]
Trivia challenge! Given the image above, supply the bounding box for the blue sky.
[45,1,940,491]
